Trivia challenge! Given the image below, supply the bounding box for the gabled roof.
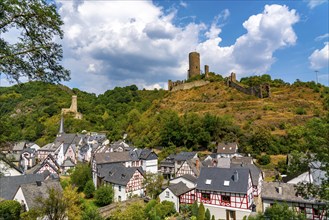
[231,157,253,165]
[13,142,26,151]
[216,142,238,154]
[168,181,193,196]
[62,157,75,167]
[262,182,326,205]
[20,180,62,210]
[182,158,202,176]
[39,143,60,152]
[231,163,262,186]
[0,172,49,200]
[174,152,197,161]
[55,133,81,145]
[196,167,250,194]
[217,158,231,168]
[27,155,61,174]
[98,163,144,186]
[136,149,158,160]
[172,174,197,184]
[94,151,137,164]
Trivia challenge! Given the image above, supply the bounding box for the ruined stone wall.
[62,95,83,119]
[170,80,210,92]
[227,73,270,98]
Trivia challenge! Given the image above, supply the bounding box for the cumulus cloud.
[198,4,299,76]
[56,1,299,94]
[309,42,329,70]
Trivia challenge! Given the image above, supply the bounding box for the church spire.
[58,115,64,136]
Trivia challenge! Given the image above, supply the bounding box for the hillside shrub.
[258,155,271,165]
[94,185,114,206]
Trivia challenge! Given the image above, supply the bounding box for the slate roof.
[55,133,81,145]
[174,152,197,161]
[94,151,138,164]
[262,182,326,205]
[13,142,26,151]
[196,167,250,194]
[231,163,262,186]
[216,142,238,154]
[39,143,60,152]
[217,158,231,168]
[231,157,253,165]
[20,180,62,209]
[136,149,158,160]
[0,172,49,200]
[168,181,193,196]
[185,158,202,176]
[98,163,143,186]
[174,174,197,184]
[62,157,75,167]
[309,161,326,186]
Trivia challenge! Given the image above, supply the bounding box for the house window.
[165,191,170,198]
[201,193,210,200]
[222,195,230,203]
[118,196,121,202]
[299,207,305,214]
[141,161,143,166]
[119,186,121,192]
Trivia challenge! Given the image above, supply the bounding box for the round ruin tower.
[188,52,200,79]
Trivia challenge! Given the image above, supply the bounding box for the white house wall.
[204,203,251,220]
[159,188,179,212]
[145,159,158,173]
[14,187,28,211]
[287,172,313,185]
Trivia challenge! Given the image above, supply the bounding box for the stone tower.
[61,95,83,119]
[188,52,200,79]
[204,65,209,78]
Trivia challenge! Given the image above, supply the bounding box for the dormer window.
[224,180,230,186]
[205,179,212,185]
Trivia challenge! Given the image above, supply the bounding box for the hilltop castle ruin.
[168,52,271,98]
[61,95,83,119]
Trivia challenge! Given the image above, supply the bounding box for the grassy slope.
[156,81,326,134]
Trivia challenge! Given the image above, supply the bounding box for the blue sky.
[2,0,329,94]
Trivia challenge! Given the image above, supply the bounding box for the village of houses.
[0,116,327,220]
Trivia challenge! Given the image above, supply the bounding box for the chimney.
[196,159,199,170]
[233,170,239,182]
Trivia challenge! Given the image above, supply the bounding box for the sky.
[2,0,329,94]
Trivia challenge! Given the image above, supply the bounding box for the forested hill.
[0,77,328,156]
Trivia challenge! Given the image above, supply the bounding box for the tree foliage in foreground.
[70,163,92,192]
[0,200,21,220]
[94,184,114,207]
[248,203,306,220]
[0,0,70,83]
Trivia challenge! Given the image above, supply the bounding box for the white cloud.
[198,4,299,76]
[56,2,299,94]
[315,33,329,41]
[306,0,327,9]
[309,42,329,70]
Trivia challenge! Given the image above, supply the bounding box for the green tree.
[205,208,211,220]
[197,202,205,220]
[34,188,67,220]
[70,163,92,192]
[84,180,95,199]
[143,173,164,199]
[94,184,114,207]
[211,215,215,220]
[0,200,21,220]
[191,201,198,217]
[63,186,82,220]
[248,203,306,220]
[110,201,146,220]
[0,0,70,82]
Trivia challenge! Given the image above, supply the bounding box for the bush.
[81,207,103,220]
[0,200,21,220]
[70,163,92,192]
[295,107,307,115]
[205,209,211,220]
[94,185,114,206]
[258,154,271,165]
[197,202,205,220]
[84,180,95,199]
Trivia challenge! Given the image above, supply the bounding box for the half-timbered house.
[262,182,327,220]
[26,154,61,175]
[97,163,145,202]
[176,158,202,178]
[196,167,254,220]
